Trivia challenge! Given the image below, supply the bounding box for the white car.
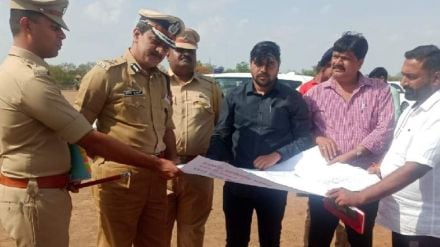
[389,81,414,112]
[278,72,313,85]
[206,72,312,96]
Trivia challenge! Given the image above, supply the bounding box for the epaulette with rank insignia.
[32,65,50,77]
[95,57,125,71]
[21,59,47,77]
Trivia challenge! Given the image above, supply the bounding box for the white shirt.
[376,90,440,237]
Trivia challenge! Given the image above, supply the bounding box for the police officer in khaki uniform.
[74,9,184,247]
[0,2,180,247]
[165,28,222,247]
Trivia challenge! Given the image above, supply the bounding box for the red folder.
[323,198,365,234]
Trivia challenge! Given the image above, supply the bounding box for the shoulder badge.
[96,57,125,71]
[130,63,141,73]
[33,66,49,77]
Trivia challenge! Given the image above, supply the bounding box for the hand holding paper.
[326,187,365,207]
[323,198,365,234]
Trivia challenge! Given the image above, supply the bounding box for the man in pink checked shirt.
[303,32,395,247]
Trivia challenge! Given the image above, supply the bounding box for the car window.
[278,79,302,91]
[214,77,251,96]
[390,83,404,94]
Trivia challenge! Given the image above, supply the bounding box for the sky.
[0,0,439,75]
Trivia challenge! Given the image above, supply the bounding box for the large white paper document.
[180,146,380,196]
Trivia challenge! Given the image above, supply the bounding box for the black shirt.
[207,80,313,169]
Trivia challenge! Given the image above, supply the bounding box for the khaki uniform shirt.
[75,49,173,154]
[0,46,93,179]
[170,73,222,156]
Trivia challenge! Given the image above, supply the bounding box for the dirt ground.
[0,91,392,246]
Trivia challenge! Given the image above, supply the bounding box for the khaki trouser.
[92,162,168,247]
[0,182,72,247]
[166,174,213,247]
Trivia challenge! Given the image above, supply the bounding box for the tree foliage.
[225,61,250,73]
[388,73,402,81]
[235,61,250,72]
[48,63,76,85]
[49,62,95,88]
[195,60,214,74]
[300,68,316,76]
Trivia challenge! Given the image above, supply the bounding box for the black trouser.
[392,232,440,247]
[307,195,379,247]
[223,182,288,247]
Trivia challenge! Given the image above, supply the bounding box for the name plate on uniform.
[123,89,144,96]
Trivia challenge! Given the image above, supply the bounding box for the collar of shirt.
[323,73,374,92]
[124,49,160,76]
[418,89,440,112]
[9,46,50,69]
[244,79,280,96]
[168,69,196,86]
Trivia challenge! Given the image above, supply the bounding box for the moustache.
[179,55,193,62]
[332,65,345,71]
[257,72,269,77]
[149,51,162,58]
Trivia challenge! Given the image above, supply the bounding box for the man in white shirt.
[327,44,440,247]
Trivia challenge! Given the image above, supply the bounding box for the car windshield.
[389,83,404,94]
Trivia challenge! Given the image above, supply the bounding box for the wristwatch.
[356,148,363,158]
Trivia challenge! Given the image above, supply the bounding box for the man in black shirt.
[207,41,313,247]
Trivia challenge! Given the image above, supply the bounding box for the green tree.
[76,62,95,77]
[195,60,214,74]
[224,61,250,73]
[300,68,316,76]
[235,61,250,72]
[48,62,96,88]
[49,63,76,85]
[388,73,402,81]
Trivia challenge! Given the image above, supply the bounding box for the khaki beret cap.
[10,0,69,30]
[175,28,200,50]
[138,9,184,48]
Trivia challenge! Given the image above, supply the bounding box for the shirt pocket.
[269,104,289,129]
[189,96,214,119]
[120,95,148,123]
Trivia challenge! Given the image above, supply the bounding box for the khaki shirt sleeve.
[74,66,109,123]
[21,76,92,144]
